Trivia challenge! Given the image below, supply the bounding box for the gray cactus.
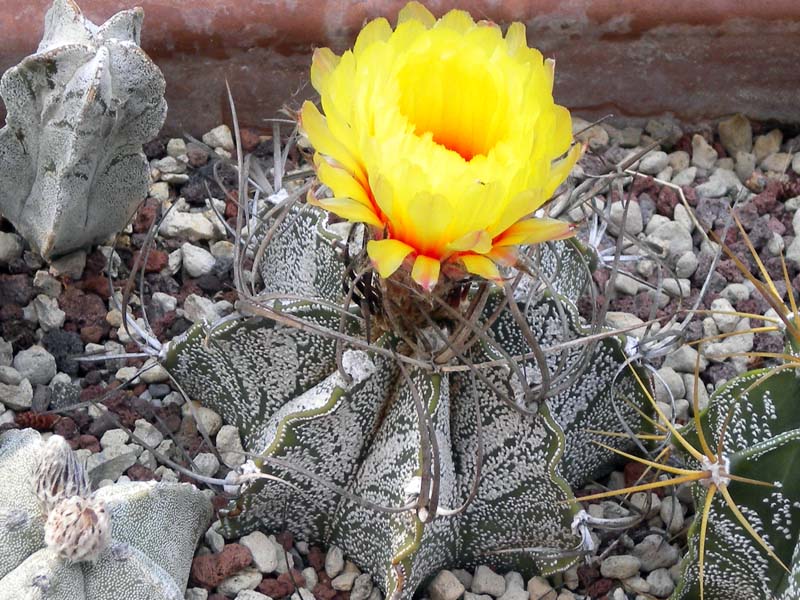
[0,0,166,259]
[163,202,650,599]
[0,428,212,600]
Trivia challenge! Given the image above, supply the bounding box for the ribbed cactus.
[673,367,800,600]
[0,428,212,600]
[163,204,649,599]
[0,0,166,259]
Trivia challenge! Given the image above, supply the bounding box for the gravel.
[0,114,797,600]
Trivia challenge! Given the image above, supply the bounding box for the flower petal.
[461,254,501,281]
[437,9,476,34]
[316,158,371,208]
[367,239,414,278]
[406,192,454,256]
[310,47,340,93]
[398,1,436,27]
[300,101,364,183]
[495,217,576,247]
[308,193,383,228]
[487,246,518,267]
[354,17,392,56]
[446,229,492,254]
[545,143,582,198]
[505,22,526,54]
[411,255,441,292]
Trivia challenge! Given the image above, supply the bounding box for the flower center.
[397,54,507,161]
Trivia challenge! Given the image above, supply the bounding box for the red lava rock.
[258,577,294,599]
[14,411,59,431]
[80,325,106,344]
[586,577,613,598]
[680,185,698,207]
[655,186,679,218]
[208,595,228,600]
[78,434,101,453]
[0,274,34,306]
[150,312,177,338]
[0,303,22,322]
[134,199,160,233]
[276,531,294,551]
[52,416,79,439]
[754,189,780,215]
[716,259,745,283]
[190,543,253,588]
[224,199,238,219]
[577,564,601,588]
[312,582,337,600]
[58,286,108,327]
[211,494,230,515]
[126,463,157,481]
[279,569,306,587]
[77,275,112,299]
[631,174,658,197]
[132,249,169,273]
[177,280,204,303]
[674,133,692,155]
[624,461,649,488]
[307,546,325,570]
[239,127,262,152]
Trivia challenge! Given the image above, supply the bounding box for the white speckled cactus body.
[674,368,800,600]
[0,0,166,259]
[164,204,650,599]
[0,428,212,600]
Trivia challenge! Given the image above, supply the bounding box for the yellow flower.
[301,2,580,291]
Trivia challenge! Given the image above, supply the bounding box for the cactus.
[0,0,166,259]
[163,203,649,599]
[0,428,212,599]
[671,367,800,600]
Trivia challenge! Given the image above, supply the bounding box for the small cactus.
[0,0,166,259]
[0,429,212,600]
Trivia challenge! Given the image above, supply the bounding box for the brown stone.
[307,545,325,570]
[190,543,253,589]
[586,577,613,598]
[258,576,294,599]
[77,275,112,299]
[52,416,78,439]
[133,249,168,273]
[77,434,101,453]
[312,583,337,600]
[0,274,34,306]
[126,463,157,481]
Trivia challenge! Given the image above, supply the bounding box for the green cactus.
[0,428,212,599]
[672,367,800,600]
[163,203,650,598]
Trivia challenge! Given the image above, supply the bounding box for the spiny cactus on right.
[0,428,212,600]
